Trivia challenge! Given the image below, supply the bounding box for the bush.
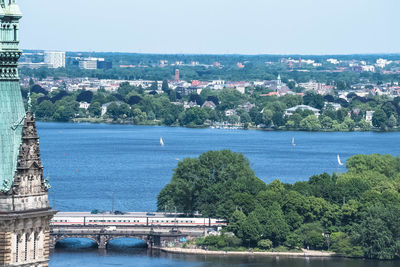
[257,239,273,249]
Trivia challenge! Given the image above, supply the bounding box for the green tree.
[372,109,387,129]
[257,239,273,249]
[242,212,261,246]
[162,79,170,93]
[157,150,266,218]
[88,102,101,117]
[300,115,322,131]
[35,100,55,119]
[261,202,290,245]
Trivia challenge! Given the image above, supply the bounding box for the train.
[51,212,227,228]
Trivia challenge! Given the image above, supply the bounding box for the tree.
[127,95,142,105]
[284,233,303,249]
[242,212,261,246]
[131,108,147,124]
[106,102,120,119]
[303,92,324,109]
[300,115,322,131]
[162,80,170,94]
[227,210,247,239]
[372,109,387,129]
[320,116,333,129]
[181,107,208,126]
[260,202,290,245]
[157,150,266,218]
[295,222,325,250]
[330,232,363,257]
[35,100,55,119]
[76,90,93,103]
[53,105,75,122]
[387,114,397,128]
[262,109,274,127]
[88,102,101,117]
[353,205,400,259]
[257,239,273,250]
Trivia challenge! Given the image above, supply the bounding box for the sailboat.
[160,137,165,147]
[291,137,296,146]
[337,154,344,166]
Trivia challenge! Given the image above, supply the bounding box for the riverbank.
[161,247,336,258]
[67,118,391,132]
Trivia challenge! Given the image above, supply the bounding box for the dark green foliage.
[157,150,266,218]
[76,90,93,103]
[158,152,400,259]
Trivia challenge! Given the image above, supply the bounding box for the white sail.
[292,137,296,146]
[337,154,343,166]
[160,137,165,147]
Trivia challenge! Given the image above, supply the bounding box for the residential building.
[285,105,321,117]
[366,111,374,125]
[79,102,90,110]
[324,102,341,111]
[238,102,255,112]
[225,109,237,116]
[202,101,216,110]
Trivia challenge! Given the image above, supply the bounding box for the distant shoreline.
[44,118,394,133]
[160,247,336,258]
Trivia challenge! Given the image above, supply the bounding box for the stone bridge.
[50,226,207,249]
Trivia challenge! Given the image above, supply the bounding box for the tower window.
[33,232,37,259]
[13,25,17,41]
[15,234,20,263]
[24,233,28,261]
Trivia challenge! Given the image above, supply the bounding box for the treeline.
[26,81,400,131]
[20,65,400,85]
[157,151,400,259]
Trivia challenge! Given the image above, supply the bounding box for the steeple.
[277,74,282,91]
[0,3,55,267]
[6,0,22,18]
[0,0,25,192]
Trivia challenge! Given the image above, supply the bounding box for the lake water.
[36,122,400,266]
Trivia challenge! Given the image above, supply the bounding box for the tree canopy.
[158,152,400,259]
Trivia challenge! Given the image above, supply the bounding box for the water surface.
[37,122,399,266]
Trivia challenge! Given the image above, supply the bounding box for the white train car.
[51,212,227,228]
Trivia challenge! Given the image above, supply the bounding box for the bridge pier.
[98,235,107,249]
[49,235,56,250]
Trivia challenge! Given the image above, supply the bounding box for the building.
[44,51,65,68]
[225,109,237,116]
[79,102,90,110]
[175,69,180,82]
[0,2,55,266]
[97,60,112,70]
[79,58,99,70]
[202,101,216,110]
[285,105,321,117]
[366,111,374,125]
[324,102,341,111]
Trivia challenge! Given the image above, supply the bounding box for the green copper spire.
[0,0,25,192]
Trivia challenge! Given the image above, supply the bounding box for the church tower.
[0,1,55,266]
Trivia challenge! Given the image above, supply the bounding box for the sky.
[19,0,400,55]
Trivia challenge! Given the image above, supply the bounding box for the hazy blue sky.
[19,0,399,55]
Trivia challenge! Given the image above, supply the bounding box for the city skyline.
[20,0,399,55]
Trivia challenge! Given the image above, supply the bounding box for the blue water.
[37,122,399,266]
[37,122,400,212]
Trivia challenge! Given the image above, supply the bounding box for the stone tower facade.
[0,1,55,266]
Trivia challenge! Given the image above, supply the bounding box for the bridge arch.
[106,237,148,250]
[54,236,99,249]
